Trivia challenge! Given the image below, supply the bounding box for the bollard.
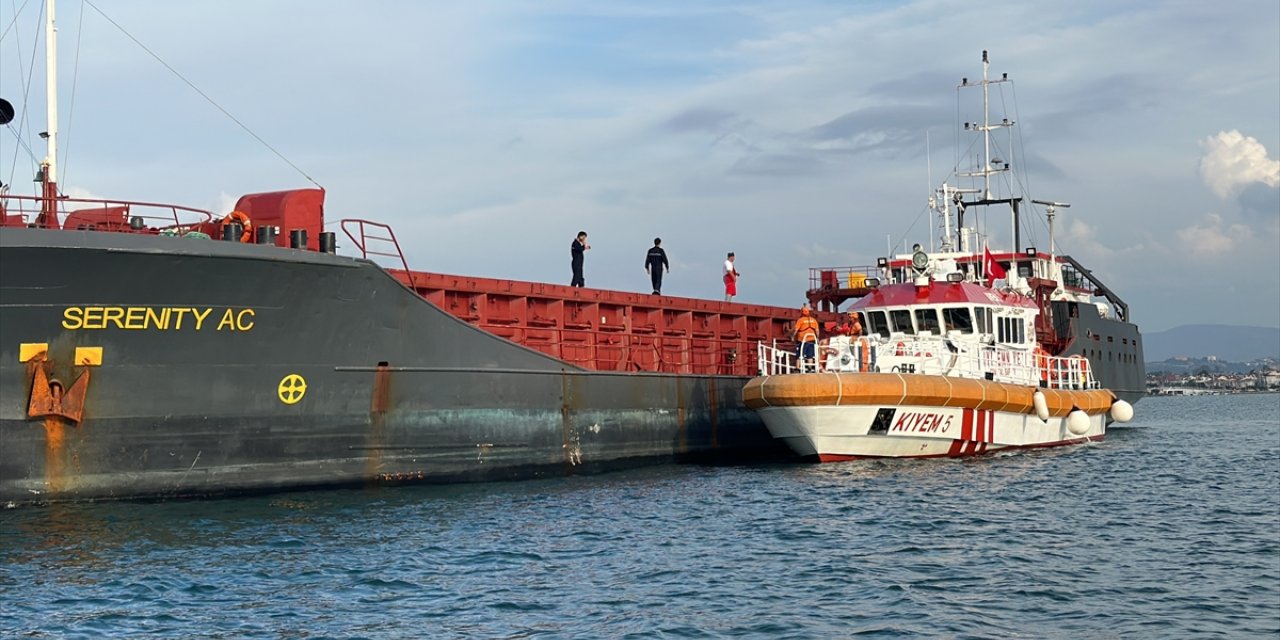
[319,231,336,254]
[256,225,278,245]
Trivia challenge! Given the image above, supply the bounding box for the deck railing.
[757,336,1099,390]
[1,193,214,231]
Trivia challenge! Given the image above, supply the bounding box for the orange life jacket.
[795,315,819,342]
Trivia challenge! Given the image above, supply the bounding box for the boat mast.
[964,50,1011,200]
[958,51,1014,282]
[37,0,59,228]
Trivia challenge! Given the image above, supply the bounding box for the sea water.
[2,393,1277,638]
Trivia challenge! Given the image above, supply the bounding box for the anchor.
[25,349,94,424]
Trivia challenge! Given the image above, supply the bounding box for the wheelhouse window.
[996,316,1025,344]
[974,307,989,335]
[915,309,941,335]
[889,309,915,335]
[866,311,890,338]
[943,307,973,333]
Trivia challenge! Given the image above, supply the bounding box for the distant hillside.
[1142,324,1280,362]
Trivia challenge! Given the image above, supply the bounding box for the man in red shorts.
[723,252,739,301]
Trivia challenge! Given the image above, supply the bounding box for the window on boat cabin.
[866,310,891,338]
[974,307,990,335]
[1062,264,1084,289]
[915,308,941,335]
[997,316,1024,344]
[943,307,973,333]
[889,309,915,334]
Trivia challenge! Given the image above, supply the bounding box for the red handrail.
[1,193,214,229]
[339,218,415,290]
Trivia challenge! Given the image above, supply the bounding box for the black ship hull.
[0,229,785,505]
[1052,300,1146,405]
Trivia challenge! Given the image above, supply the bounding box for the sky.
[2,0,1278,333]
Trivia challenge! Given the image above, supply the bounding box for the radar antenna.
[1031,199,1071,263]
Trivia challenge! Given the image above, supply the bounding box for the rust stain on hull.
[560,372,582,469]
[42,417,67,494]
[367,364,393,482]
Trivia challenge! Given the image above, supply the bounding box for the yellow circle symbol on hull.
[278,374,307,404]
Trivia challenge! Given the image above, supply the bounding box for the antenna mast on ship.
[36,0,59,228]
[931,182,977,254]
[957,50,1021,285]
[961,50,1012,200]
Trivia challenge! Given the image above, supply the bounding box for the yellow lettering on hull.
[59,306,257,332]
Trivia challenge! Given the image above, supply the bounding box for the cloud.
[728,151,824,176]
[1237,181,1280,219]
[1062,219,1116,257]
[1199,130,1280,199]
[1175,213,1252,258]
[806,104,942,156]
[662,108,741,134]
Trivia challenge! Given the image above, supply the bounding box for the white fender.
[1110,399,1134,423]
[1066,409,1091,436]
[1032,390,1050,422]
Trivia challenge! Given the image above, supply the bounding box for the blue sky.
[3,0,1278,332]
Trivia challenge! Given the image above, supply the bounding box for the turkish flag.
[984,246,1007,286]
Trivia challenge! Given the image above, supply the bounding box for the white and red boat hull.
[742,372,1115,460]
[755,403,1104,460]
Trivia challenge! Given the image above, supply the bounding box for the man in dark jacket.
[645,238,669,294]
[570,231,589,287]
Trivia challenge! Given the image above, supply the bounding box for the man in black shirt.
[645,237,669,294]
[570,231,589,287]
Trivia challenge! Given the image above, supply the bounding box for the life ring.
[220,210,253,243]
[895,341,906,356]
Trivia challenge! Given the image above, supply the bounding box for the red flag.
[984,246,1006,286]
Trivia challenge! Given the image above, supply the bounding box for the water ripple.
[2,394,1277,638]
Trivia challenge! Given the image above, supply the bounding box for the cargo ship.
[0,3,820,505]
[3,183,825,504]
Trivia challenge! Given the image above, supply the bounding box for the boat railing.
[339,218,415,289]
[1,193,215,232]
[756,335,1100,389]
[808,266,880,291]
[758,340,802,375]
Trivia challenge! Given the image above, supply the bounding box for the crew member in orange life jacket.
[846,311,863,337]
[794,305,820,364]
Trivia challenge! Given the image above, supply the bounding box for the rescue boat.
[743,51,1139,461]
[742,277,1135,460]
